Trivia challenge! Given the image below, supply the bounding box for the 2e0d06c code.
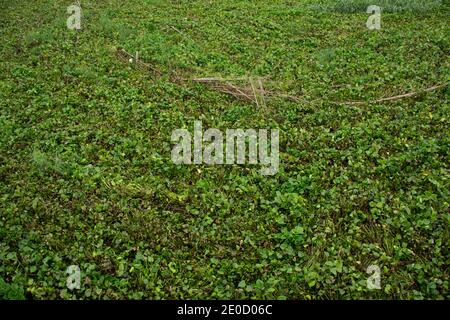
[221,304,272,315]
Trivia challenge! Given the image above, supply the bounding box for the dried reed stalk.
[340,83,448,105]
[115,48,162,76]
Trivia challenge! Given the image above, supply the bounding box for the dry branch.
[114,48,447,106]
[115,48,162,76]
[341,83,448,105]
[190,77,301,105]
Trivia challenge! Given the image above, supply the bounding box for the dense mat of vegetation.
[0,0,448,299]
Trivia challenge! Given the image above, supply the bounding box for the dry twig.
[340,83,448,105]
[114,48,446,106]
[115,48,162,76]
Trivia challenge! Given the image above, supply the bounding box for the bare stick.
[225,82,254,101]
[191,77,248,82]
[250,77,260,107]
[116,48,162,75]
[341,83,448,105]
[258,77,266,107]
